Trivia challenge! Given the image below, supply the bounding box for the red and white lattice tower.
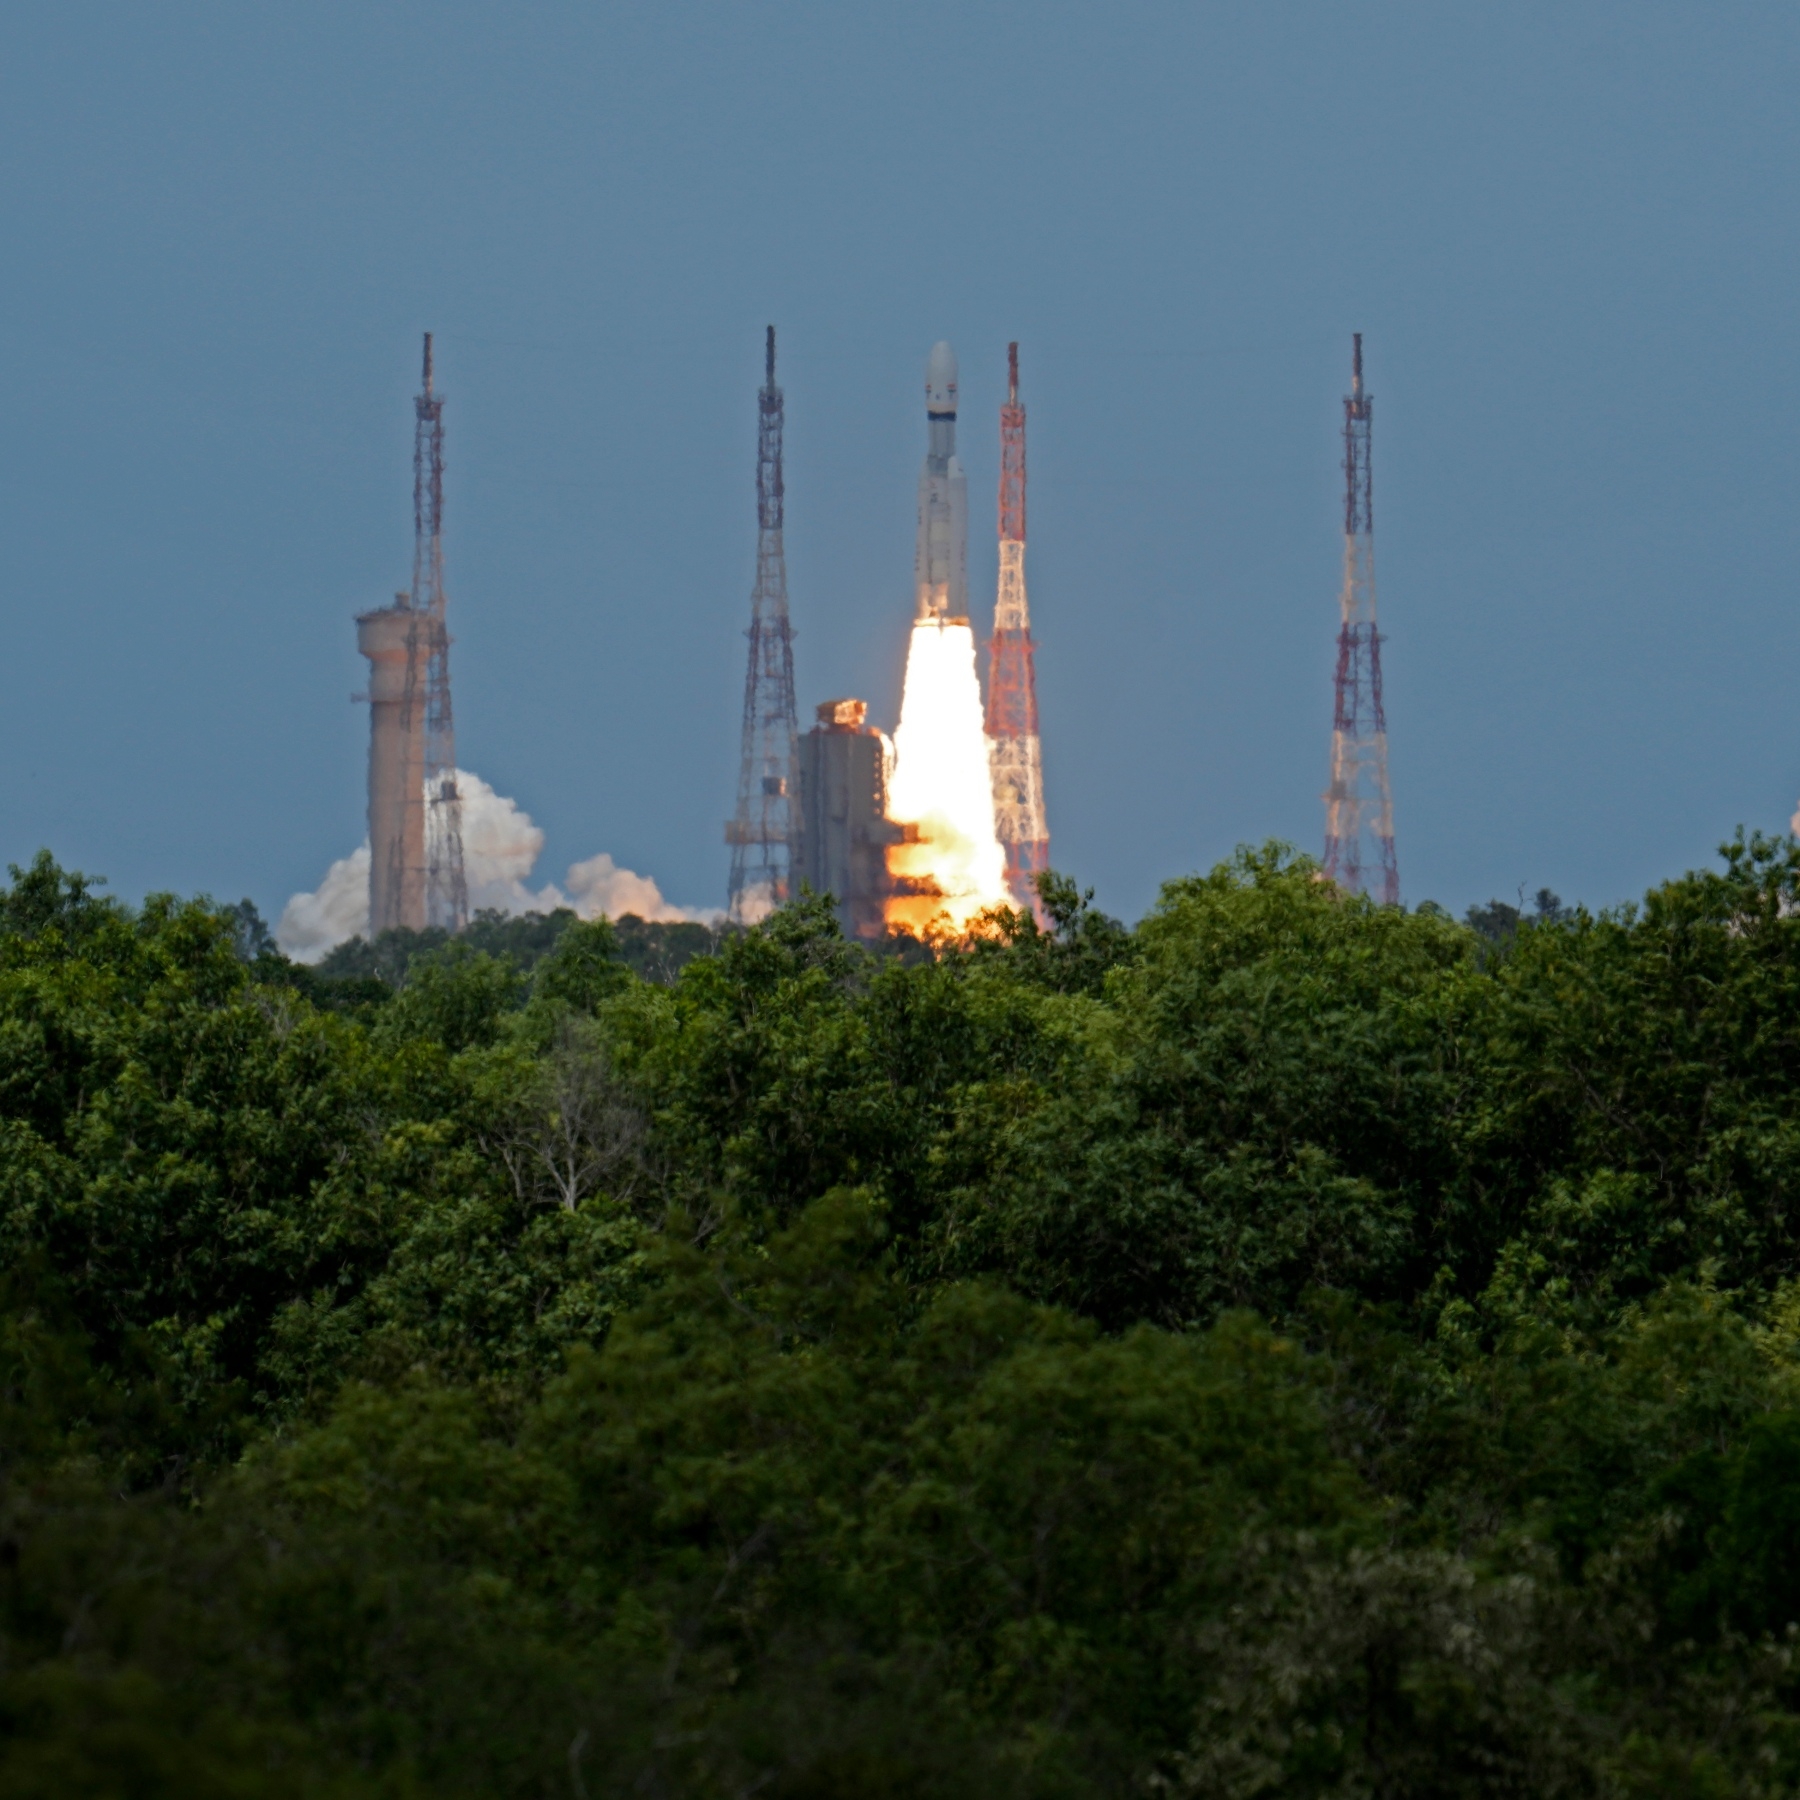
[414,333,468,932]
[985,342,1050,916]
[1322,333,1399,904]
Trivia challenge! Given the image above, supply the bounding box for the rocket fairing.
[915,341,969,621]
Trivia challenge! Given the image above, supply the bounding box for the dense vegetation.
[307,907,724,994]
[7,838,1800,1796]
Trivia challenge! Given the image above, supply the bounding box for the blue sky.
[1,2,1796,924]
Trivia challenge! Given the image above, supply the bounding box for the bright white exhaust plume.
[885,619,1009,932]
[276,770,719,963]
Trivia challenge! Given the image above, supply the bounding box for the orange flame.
[885,619,1009,933]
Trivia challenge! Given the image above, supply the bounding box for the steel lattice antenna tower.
[985,342,1050,916]
[414,333,468,932]
[725,326,799,922]
[1322,333,1399,904]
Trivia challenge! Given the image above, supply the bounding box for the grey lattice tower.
[1322,333,1399,904]
[725,326,800,922]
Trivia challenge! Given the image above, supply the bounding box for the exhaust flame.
[885,619,1009,933]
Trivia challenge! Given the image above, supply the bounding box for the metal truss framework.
[986,342,1050,918]
[1322,332,1400,905]
[411,333,468,932]
[726,326,800,922]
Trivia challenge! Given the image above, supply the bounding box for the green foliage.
[932,845,1472,1329]
[9,839,1800,1791]
[1456,830,1800,1309]
[529,915,631,1014]
[968,869,1137,996]
[316,906,719,991]
[0,849,118,943]
[373,941,523,1051]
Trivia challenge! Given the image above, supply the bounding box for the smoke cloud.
[275,770,719,963]
[731,882,778,927]
[275,845,371,964]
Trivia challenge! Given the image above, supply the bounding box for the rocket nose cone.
[925,340,958,415]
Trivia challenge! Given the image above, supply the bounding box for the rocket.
[915,341,969,621]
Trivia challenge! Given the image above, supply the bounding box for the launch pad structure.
[1322,333,1399,904]
[733,335,1032,940]
[357,334,468,936]
[794,699,913,940]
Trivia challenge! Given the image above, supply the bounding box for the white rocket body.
[915,341,968,620]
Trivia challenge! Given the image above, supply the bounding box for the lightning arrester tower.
[726,326,800,922]
[414,334,468,932]
[1321,333,1399,904]
[357,333,466,935]
[985,342,1050,915]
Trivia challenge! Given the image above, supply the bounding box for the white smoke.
[564,852,698,921]
[275,844,371,963]
[731,881,778,927]
[275,769,719,963]
[458,769,548,913]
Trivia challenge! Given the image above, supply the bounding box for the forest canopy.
[7,839,1800,1796]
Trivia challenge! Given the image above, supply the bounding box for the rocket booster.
[915,341,968,621]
